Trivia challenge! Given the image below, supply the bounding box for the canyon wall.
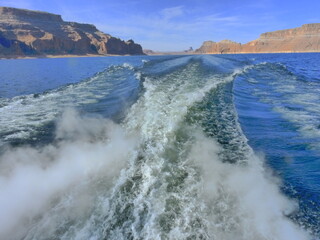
[0,7,144,57]
[196,24,320,54]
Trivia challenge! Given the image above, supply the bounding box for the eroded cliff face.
[196,40,242,54]
[0,7,144,57]
[196,24,320,54]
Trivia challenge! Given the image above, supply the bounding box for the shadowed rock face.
[0,7,144,57]
[196,24,320,54]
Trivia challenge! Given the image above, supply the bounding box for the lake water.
[0,53,319,239]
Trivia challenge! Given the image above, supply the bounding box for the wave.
[104,58,309,239]
[0,56,312,239]
[238,62,320,151]
[0,63,141,146]
[234,60,320,237]
[0,109,140,239]
[141,55,195,75]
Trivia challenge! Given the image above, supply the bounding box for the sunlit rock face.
[0,7,144,57]
[196,23,320,54]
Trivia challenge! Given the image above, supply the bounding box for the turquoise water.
[0,54,319,239]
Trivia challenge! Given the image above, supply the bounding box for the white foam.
[103,59,310,239]
[0,109,139,239]
[122,63,134,70]
[0,64,140,144]
[190,132,310,240]
[0,56,311,239]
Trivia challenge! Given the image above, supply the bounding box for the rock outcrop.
[0,7,144,57]
[197,40,242,54]
[196,24,320,54]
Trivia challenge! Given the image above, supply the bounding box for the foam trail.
[0,109,138,240]
[191,132,310,240]
[0,63,139,145]
[100,60,242,239]
[234,60,320,237]
[100,58,310,239]
[0,56,313,240]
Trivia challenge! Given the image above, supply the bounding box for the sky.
[1,0,320,51]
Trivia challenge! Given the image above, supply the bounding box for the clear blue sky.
[1,0,320,51]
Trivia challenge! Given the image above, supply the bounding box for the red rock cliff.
[196,24,320,54]
[0,7,144,57]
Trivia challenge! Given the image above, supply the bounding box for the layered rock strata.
[0,7,143,57]
[196,24,320,54]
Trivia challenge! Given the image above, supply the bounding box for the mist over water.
[0,109,139,239]
[0,54,319,239]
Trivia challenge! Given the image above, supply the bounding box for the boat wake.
[0,55,314,239]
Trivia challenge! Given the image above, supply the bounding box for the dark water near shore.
[0,53,319,239]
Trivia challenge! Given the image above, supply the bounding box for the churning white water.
[0,55,314,240]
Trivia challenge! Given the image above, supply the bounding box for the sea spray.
[190,132,309,240]
[100,58,310,239]
[0,55,316,239]
[0,109,139,239]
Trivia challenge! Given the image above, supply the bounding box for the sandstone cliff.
[197,40,242,54]
[0,7,144,57]
[196,24,320,54]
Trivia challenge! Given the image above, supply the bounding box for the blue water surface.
[0,53,319,238]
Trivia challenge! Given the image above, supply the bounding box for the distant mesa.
[143,49,155,55]
[184,47,194,53]
[0,7,144,58]
[143,47,195,56]
[196,24,320,54]
[197,40,241,54]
